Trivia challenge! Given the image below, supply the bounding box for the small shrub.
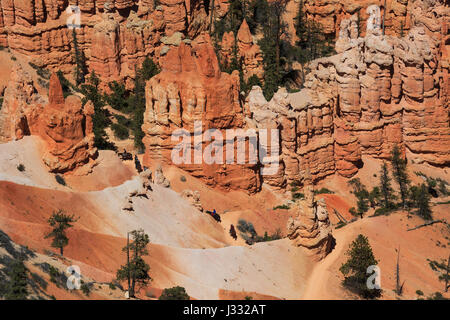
[80,282,91,296]
[273,204,290,210]
[55,175,66,186]
[159,286,190,300]
[108,282,116,290]
[292,193,304,200]
[416,290,424,296]
[245,296,253,300]
[17,164,25,172]
[0,97,3,110]
[314,188,334,195]
[11,56,17,61]
[180,175,187,182]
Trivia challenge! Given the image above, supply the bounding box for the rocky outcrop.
[123,168,153,213]
[245,3,449,188]
[0,0,179,85]
[0,67,97,173]
[302,0,410,39]
[181,189,203,211]
[219,19,264,82]
[287,180,334,261]
[153,165,170,188]
[143,32,261,193]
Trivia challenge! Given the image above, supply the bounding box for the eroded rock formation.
[220,19,264,82]
[0,67,97,173]
[142,32,262,193]
[287,180,334,260]
[245,1,449,188]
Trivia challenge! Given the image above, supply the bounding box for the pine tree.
[5,259,29,300]
[81,71,116,150]
[44,210,78,256]
[348,178,369,219]
[116,229,151,298]
[72,29,88,87]
[390,145,410,208]
[129,57,160,152]
[340,234,382,299]
[379,162,395,209]
[416,183,432,220]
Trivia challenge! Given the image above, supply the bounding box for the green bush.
[314,188,334,195]
[55,175,66,186]
[159,286,190,300]
[180,175,187,182]
[273,204,290,210]
[292,193,304,200]
[80,282,91,296]
[111,123,129,140]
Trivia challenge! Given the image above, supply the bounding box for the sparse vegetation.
[80,282,91,296]
[17,164,25,172]
[159,286,190,300]
[180,175,187,182]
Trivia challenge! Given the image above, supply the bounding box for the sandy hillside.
[0,137,315,299]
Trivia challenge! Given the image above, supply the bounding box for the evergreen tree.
[390,145,410,208]
[129,57,160,152]
[348,178,369,219]
[416,183,432,220]
[5,259,29,300]
[258,0,287,100]
[116,229,151,298]
[44,210,78,256]
[72,29,88,87]
[340,234,382,299]
[368,187,381,208]
[57,71,73,98]
[105,81,129,112]
[81,71,116,150]
[379,162,395,209]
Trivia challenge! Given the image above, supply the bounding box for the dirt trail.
[301,226,350,299]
